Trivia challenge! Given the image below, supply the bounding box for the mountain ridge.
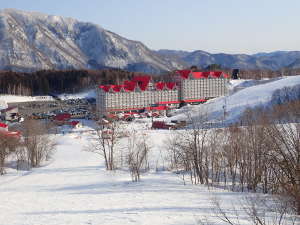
[156,49,300,70]
[0,8,183,74]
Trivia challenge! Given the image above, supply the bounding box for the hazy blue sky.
[1,0,299,54]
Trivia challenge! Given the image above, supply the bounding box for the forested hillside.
[0,69,141,95]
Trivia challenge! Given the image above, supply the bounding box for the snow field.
[0,122,259,225]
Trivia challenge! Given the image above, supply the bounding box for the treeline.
[232,68,300,79]
[1,67,300,96]
[0,69,141,96]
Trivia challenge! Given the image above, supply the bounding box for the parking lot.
[7,98,96,120]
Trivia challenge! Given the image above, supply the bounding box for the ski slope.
[170,75,300,124]
[0,122,263,225]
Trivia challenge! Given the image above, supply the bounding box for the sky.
[1,0,299,54]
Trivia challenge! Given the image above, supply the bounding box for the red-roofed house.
[0,122,8,131]
[69,121,82,129]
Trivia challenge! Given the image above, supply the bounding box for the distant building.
[232,69,240,79]
[69,120,82,129]
[0,107,19,121]
[96,70,229,117]
[0,122,8,131]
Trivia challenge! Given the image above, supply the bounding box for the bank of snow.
[170,75,300,124]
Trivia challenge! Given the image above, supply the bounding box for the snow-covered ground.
[58,89,96,100]
[170,75,300,125]
[0,95,54,104]
[0,89,95,106]
[0,121,273,225]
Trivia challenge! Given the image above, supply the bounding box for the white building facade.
[96,70,229,117]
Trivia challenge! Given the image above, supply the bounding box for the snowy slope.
[0,95,54,103]
[0,122,265,225]
[58,89,96,100]
[0,9,183,74]
[170,75,300,124]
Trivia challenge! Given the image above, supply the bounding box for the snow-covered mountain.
[156,49,300,70]
[0,9,183,74]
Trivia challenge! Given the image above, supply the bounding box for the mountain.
[156,49,300,70]
[286,58,300,69]
[0,9,183,74]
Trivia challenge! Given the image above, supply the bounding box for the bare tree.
[21,119,56,168]
[0,133,19,175]
[86,121,123,170]
[264,123,300,215]
[126,131,149,182]
[197,196,298,225]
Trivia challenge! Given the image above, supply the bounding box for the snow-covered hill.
[170,75,300,125]
[0,9,183,74]
[0,121,264,225]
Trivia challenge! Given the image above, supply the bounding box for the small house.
[0,122,8,131]
[69,121,82,129]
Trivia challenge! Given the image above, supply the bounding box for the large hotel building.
[96,70,229,117]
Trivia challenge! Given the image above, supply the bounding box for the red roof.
[223,73,230,78]
[180,70,228,79]
[210,71,223,78]
[155,82,165,90]
[132,75,151,91]
[192,72,208,79]
[176,70,191,79]
[0,123,8,128]
[70,121,80,126]
[111,85,123,92]
[147,105,168,111]
[166,82,176,90]
[99,85,111,92]
[54,113,71,121]
[202,72,210,78]
[123,81,136,92]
